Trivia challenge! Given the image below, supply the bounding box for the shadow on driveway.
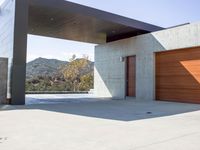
[1,97,200,122]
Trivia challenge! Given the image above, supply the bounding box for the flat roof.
[28,0,164,44]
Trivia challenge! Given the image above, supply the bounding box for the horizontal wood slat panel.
[156,47,200,104]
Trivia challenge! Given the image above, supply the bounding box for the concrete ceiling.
[28,0,163,44]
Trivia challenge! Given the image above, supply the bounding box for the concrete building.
[0,0,200,104]
[95,23,200,104]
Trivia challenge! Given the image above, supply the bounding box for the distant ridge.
[26,57,68,79]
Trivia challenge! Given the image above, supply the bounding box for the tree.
[79,73,94,91]
[62,58,90,91]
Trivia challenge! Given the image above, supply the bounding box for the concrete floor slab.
[0,99,200,150]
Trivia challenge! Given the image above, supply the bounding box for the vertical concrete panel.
[136,54,155,100]
[11,0,29,105]
[94,39,136,99]
[0,0,16,100]
[0,58,8,104]
[134,35,164,100]
[0,0,28,104]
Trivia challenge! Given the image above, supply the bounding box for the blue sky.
[1,0,200,62]
[27,35,96,62]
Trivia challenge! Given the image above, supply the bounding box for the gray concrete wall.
[0,0,28,104]
[0,0,16,100]
[0,58,8,104]
[94,22,200,100]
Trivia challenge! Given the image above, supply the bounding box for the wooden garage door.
[126,56,136,97]
[156,47,200,103]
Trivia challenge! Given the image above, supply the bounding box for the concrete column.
[11,0,29,105]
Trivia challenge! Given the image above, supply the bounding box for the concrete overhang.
[28,0,164,44]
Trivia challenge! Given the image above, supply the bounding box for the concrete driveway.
[0,99,200,150]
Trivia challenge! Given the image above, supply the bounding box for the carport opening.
[25,34,97,104]
[23,0,163,105]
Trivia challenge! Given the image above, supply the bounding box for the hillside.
[26,57,94,92]
[26,57,68,79]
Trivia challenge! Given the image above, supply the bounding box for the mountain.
[26,57,94,92]
[26,57,68,79]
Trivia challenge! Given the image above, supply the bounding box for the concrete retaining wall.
[94,22,200,101]
[0,58,8,104]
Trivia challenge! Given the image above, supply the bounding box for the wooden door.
[156,47,200,103]
[126,56,136,97]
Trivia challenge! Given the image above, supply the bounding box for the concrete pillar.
[11,0,29,105]
[0,58,8,104]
